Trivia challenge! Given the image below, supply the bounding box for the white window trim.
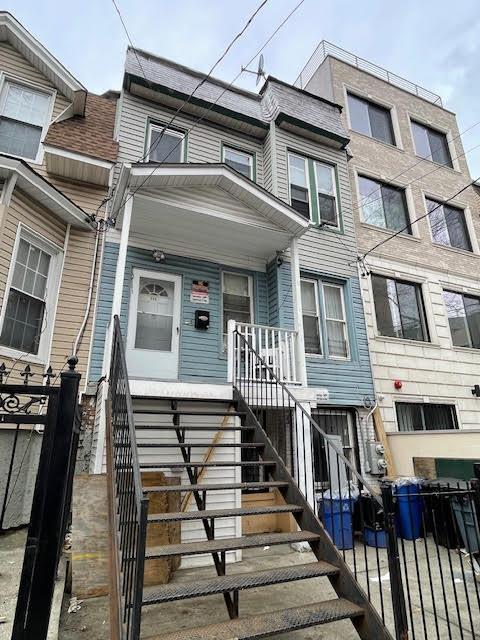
[0,224,63,364]
[421,191,478,255]
[394,398,460,432]
[321,282,350,360]
[314,160,340,229]
[146,122,185,163]
[407,114,459,172]
[343,84,402,149]
[222,145,254,180]
[0,72,56,165]
[287,152,312,221]
[300,277,323,356]
[221,271,254,349]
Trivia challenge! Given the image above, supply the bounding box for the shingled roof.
[45,93,118,163]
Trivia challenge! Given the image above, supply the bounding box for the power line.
[360,177,479,261]
[108,0,306,223]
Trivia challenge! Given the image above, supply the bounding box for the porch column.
[289,237,307,386]
[294,402,315,510]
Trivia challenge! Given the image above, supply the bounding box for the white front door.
[127,269,181,379]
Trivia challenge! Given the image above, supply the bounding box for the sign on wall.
[190,280,209,304]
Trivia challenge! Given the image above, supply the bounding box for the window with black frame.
[372,274,429,342]
[358,175,411,233]
[347,93,395,145]
[396,402,458,431]
[411,120,452,167]
[426,198,471,251]
[443,290,480,348]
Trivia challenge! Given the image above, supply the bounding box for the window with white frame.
[411,120,452,167]
[0,81,51,161]
[223,146,254,179]
[222,272,253,346]
[426,197,471,252]
[0,231,59,357]
[396,402,458,431]
[288,153,310,219]
[147,123,184,163]
[300,278,350,358]
[314,161,339,227]
[300,279,322,354]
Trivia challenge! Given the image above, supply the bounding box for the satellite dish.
[256,54,265,86]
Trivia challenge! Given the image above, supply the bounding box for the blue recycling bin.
[320,498,355,549]
[395,482,424,540]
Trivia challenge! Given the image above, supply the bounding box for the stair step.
[146,530,320,558]
[148,504,302,523]
[133,396,236,405]
[143,481,288,494]
[135,426,252,432]
[136,442,263,448]
[139,461,275,469]
[133,409,246,417]
[151,599,363,640]
[142,561,338,605]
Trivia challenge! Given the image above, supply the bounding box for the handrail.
[235,321,298,334]
[233,329,382,506]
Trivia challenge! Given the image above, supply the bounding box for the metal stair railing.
[232,329,403,640]
[108,316,149,640]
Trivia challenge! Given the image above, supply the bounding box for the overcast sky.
[7,0,480,175]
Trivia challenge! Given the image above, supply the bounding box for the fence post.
[12,356,81,640]
[381,483,409,640]
[472,463,480,533]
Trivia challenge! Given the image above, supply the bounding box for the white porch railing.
[228,320,301,385]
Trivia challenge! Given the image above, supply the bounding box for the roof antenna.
[241,54,266,86]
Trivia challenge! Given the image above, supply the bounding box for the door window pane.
[135,279,174,350]
[411,120,452,168]
[223,147,253,179]
[149,126,183,163]
[311,409,354,484]
[347,93,394,144]
[427,199,471,251]
[301,280,321,354]
[372,275,428,341]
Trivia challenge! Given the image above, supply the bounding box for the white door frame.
[126,268,182,380]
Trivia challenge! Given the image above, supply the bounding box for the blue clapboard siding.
[89,243,269,384]
[277,262,374,405]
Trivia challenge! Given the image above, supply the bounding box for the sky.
[6,0,480,176]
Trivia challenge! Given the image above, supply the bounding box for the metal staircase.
[107,317,394,640]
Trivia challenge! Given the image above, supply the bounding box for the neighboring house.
[0,12,117,527]
[296,41,480,476]
[88,47,376,546]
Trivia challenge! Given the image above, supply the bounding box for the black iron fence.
[109,315,149,640]
[0,358,81,640]
[233,329,480,640]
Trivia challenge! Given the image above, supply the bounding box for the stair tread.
[143,481,288,494]
[148,504,302,523]
[133,410,246,416]
[146,530,320,558]
[132,396,236,404]
[148,599,363,640]
[135,425,252,431]
[139,461,275,468]
[142,561,338,604]
[136,442,263,448]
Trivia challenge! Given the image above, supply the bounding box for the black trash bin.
[423,478,461,549]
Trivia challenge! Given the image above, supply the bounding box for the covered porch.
[103,162,310,391]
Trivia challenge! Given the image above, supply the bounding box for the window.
[301,278,350,358]
[0,233,57,356]
[314,161,339,227]
[347,93,395,145]
[372,274,429,342]
[0,81,51,160]
[301,279,321,354]
[223,146,253,179]
[288,153,310,219]
[148,123,184,163]
[426,198,471,251]
[323,284,349,358]
[358,175,411,233]
[443,290,480,349]
[311,409,355,486]
[411,121,452,167]
[396,402,458,431]
[222,272,253,346]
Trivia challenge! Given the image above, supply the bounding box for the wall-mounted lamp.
[152,249,166,263]
[276,251,284,267]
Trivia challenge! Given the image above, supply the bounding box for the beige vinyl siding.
[117,93,265,185]
[0,42,70,132]
[274,127,357,278]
